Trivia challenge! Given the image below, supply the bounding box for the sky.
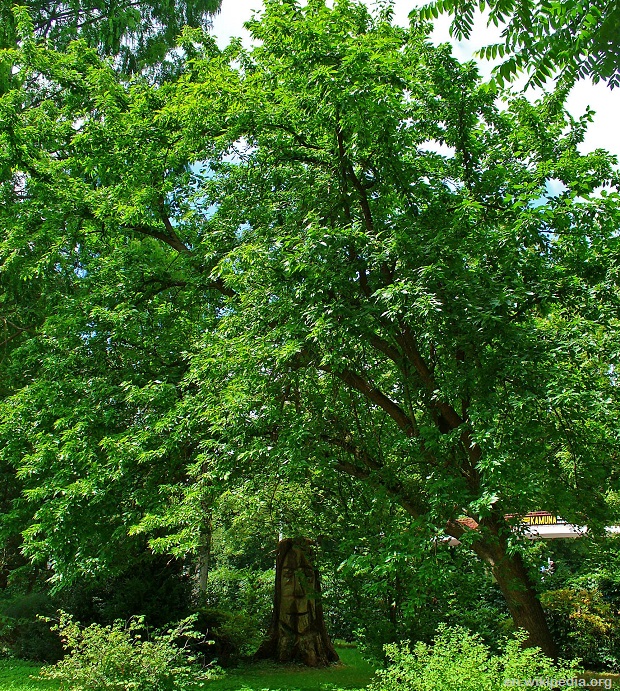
[210,0,620,160]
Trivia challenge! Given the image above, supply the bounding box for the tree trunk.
[256,537,339,667]
[469,522,559,659]
[193,506,212,601]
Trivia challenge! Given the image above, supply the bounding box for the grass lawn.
[0,659,59,690]
[207,647,377,691]
[0,647,376,691]
[2,648,618,690]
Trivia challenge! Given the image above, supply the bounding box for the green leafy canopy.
[419,0,620,88]
[1,0,620,606]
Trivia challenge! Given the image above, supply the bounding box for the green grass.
[0,659,59,690]
[207,648,377,691]
[0,648,376,691]
[2,651,619,691]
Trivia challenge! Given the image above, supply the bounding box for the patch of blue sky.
[528,178,568,208]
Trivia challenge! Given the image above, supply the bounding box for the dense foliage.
[0,0,222,77]
[420,0,620,88]
[1,0,620,658]
[536,535,620,670]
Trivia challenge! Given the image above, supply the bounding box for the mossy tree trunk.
[256,537,339,667]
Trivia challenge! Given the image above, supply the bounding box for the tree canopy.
[2,0,620,656]
[420,0,620,88]
[0,0,222,86]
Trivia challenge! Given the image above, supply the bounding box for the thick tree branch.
[397,324,464,430]
[0,323,36,348]
[322,435,479,546]
[335,124,375,236]
[366,332,402,364]
[345,161,375,236]
[130,224,191,254]
[321,434,425,518]
[319,365,415,437]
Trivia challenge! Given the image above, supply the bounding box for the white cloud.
[210,0,257,48]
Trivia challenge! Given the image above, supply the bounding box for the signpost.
[444,512,620,545]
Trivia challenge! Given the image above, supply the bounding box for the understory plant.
[38,611,220,691]
[369,625,580,691]
[541,588,620,671]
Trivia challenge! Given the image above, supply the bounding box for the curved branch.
[319,364,415,437]
[130,224,191,254]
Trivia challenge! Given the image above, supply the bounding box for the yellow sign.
[522,514,558,526]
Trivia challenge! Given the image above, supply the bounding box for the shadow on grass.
[207,647,378,691]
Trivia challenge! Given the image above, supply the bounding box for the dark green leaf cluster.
[419,0,620,88]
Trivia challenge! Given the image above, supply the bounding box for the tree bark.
[256,538,339,667]
[193,507,212,601]
[461,520,559,659]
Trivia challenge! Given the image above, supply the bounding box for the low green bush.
[193,607,264,665]
[541,588,620,671]
[38,611,221,691]
[369,625,579,691]
[0,591,64,662]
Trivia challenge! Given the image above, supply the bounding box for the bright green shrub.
[38,612,220,691]
[369,625,579,691]
[192,607,264,665]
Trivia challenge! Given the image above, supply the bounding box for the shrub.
[56,554,194,629]
[369,625,579,691]
[38,612,221,691]
[541,588,620,671]
[0,591,64,662]
[199,566,273,663]
[191,607,264,665]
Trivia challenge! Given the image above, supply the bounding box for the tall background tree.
[0,0,222,627]
[1,0,619,659]
[0,0,222,93]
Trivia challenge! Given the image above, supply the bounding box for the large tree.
[2,0,620,657]
[0,0,223,587]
